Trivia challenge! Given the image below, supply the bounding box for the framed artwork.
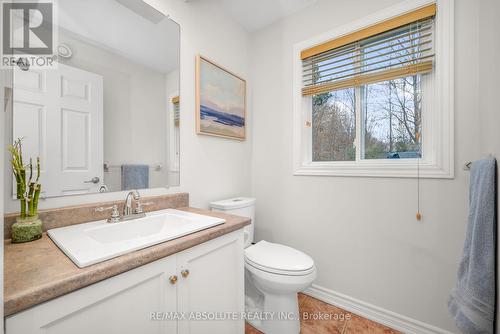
[195,55,246,140]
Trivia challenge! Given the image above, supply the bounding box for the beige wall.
[249,0,487,331]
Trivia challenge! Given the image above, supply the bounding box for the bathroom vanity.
[4,203,250,334]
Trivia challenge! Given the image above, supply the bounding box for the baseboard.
[303,284,455,334]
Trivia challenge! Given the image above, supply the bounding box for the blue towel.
[449,157,497,334]
[121,164,149,190]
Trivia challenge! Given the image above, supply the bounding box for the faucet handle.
[95,204,121,223]
[131,190,141,200]
[134,201,153,214]
[95,204,119,212]
[95,205,114,212]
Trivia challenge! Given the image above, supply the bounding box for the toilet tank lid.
[210,197,256,210]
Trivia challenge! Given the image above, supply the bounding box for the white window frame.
[292,0,454,178]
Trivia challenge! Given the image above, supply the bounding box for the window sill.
[294,161,454,179]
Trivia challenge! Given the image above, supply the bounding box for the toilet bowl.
[210,198,316,334]
[245,240,316,333]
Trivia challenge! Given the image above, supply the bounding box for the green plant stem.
[13,171,22,199]
[20,199,26,218]
[36,157,40,182]
[19,168,26,217]
[9,139,27,218]
[9,138,41,218]
[28,158,33,185]
[28,183,35,217]
[32,157,41,216]
[33,184,41,214]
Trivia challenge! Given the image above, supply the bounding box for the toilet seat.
[245,241,315,276]
[245,258,316,276]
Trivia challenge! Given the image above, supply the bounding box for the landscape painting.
[196,55,246,140]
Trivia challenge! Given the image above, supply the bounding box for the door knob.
[181,269,190,278]
[169,275,178,284]
[84,177,100,184]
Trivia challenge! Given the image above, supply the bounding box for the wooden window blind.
[172,96,180,127]
[301,4,436,96]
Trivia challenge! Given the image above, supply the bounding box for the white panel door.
[13,63,103,197]
[12,68,53,199]
[6,255,178,334]
[177,230,245,334]
[57,64,103,195]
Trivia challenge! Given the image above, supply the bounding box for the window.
[362,76,422,160]
[312,88,355,162]
[293,1,454,178]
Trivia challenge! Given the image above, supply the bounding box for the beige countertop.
[4,207,250,317]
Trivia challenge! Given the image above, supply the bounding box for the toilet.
[210,197,316,334]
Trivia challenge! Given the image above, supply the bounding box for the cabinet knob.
[169,275,178,284]
[181,269,190,278]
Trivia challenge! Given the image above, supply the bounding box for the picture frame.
[195,55,246,140]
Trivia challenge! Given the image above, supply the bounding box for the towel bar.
[464,154,494,171]
[103,163,162,172]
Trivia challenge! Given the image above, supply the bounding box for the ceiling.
[207,0,317,32]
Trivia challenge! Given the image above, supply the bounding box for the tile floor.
[245,293,402,334]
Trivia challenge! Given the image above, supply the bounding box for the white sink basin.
[48,209,225,268]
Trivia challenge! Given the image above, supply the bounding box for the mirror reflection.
[8,0,180,198]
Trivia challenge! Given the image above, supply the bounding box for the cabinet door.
[6,256,177,334]
[177,230,245,334]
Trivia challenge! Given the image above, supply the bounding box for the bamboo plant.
[8,138,42,219]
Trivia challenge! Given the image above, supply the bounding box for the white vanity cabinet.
[5,230,244,334]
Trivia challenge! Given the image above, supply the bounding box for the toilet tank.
[210,197,255,247]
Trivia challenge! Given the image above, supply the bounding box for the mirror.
[7,0,180,198]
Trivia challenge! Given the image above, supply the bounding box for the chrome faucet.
[96,190,152,223]
[123,190,141,216]
[119,190,152,222]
